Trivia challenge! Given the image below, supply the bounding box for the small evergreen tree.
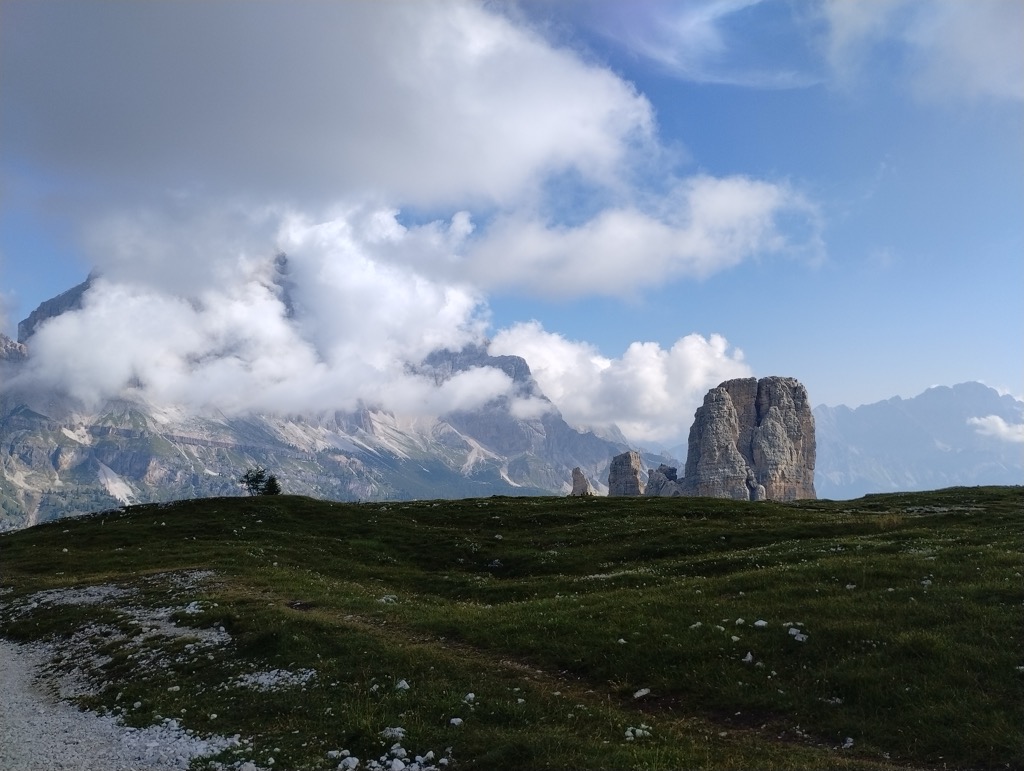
[262,475,282,495]
[240,466,268,496]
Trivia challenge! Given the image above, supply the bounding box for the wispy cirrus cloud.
[565,0,822,88]
[822,0,1024,102]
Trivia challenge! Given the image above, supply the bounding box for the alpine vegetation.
[1,487,1020,770]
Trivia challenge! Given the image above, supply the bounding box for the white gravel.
[0,639,242,770]
[1,637,251,770]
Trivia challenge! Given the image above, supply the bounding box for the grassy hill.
[1,488,1021,770]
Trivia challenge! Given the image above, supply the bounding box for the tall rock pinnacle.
[681,377,816,500]
[607,450,645,496]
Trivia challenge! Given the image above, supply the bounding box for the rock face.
[570,467,594,496]
[682,377,815,501]
[0,333,27,363]
[644,464,684,497]
[17,275,93,343]
[607,451,645,496]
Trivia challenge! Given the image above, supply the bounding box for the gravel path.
[0,639,234,770]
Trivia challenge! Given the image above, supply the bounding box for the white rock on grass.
[233,668,316,691]
[754,620,768,628]
[624,724,652,741]
[633,688,650,699]
[449,717,463,727]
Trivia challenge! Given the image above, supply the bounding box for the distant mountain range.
[813,382,1023,499]
[1,280,1021,529]
[2,338,681,530]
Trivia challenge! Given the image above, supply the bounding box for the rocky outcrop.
[607,451,645,496]
[643,464,684,497]
[0,333,27,362]
[682,377,815,501]
[570,467,594,496]
[17,275,93,343]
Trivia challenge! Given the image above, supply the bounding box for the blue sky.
[1,0,1021,446]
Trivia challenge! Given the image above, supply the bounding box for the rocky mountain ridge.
[814,382,1023,499]
[0,362,645,531]
[4,278,1020,528]
[1,277,653,529]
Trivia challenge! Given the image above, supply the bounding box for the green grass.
[1,487,1021,770]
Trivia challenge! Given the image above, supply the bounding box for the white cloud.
[12,212,510,416]
[3,1,654,208]
[967,415,1024,443]
[489,321,751,445]
[569,0,819,88]
[463,175,822,297]
[822,0,1024,102]
[2,2,822,427]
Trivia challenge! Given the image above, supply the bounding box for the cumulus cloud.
[1,2,813,428]
[464,175,821,296]
[489,321,751,445]
[967,415,1024,443]
[12,211,509,415]
[822,0,1024,102]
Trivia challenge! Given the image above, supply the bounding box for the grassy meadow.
[0,487,1021,770]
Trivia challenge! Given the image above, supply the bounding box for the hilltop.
[1,487,1021,770]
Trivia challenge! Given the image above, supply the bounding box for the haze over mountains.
[1,279,1021,531]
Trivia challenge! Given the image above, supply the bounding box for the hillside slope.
[1,488,1021,770]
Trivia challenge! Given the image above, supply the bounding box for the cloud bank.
[1,1,824,444]
[16,217,506,416]
[490,321,751,444]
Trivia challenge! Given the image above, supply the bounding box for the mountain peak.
[18,274,95,343]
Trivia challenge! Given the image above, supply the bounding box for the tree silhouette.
[262,475,282,495]
[240,466,268,496]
